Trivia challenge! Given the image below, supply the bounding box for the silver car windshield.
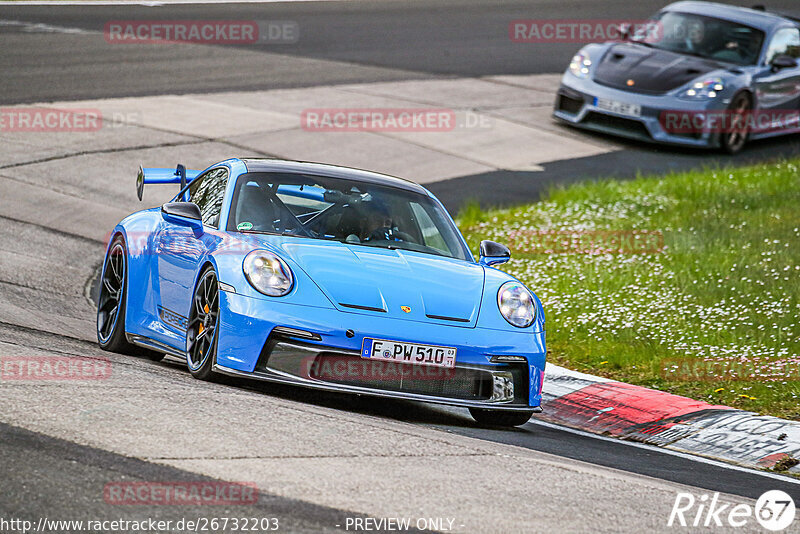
[632,12,765,66]
[227,172,471,261]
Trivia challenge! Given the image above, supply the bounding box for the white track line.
[0,0,350,5]
[528,418,800,486]
[0,20,91,34]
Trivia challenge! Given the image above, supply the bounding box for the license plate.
[594,97,641,118]
[361,338,456,369]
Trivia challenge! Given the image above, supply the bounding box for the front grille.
[582,111,651,139]
[556,93,584,115]
[594,79,669,96]
[309,354,493,400]
[258,336,530,404]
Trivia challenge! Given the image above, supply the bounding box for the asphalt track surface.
[0,0,696,102]
[4,0,800,209]
[1,421,383,533]
[2,0,800,531]
[0,0,798,103]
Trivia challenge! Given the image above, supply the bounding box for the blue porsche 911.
[554,1,800,153]
[96,158,545,426]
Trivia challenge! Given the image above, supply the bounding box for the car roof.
[663,1,795,31]
[240,158,429,195]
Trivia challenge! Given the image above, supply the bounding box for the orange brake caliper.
[199,304,210,334]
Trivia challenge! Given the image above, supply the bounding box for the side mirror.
[771,54,798,71]
[478,240,511,267]
[136,167,145,201]
[161,202,203,232]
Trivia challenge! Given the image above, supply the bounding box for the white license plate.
[594,97,641,118]
[361,338,456,369]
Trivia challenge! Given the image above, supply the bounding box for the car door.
[155,167,229,338]
[754,26,800,120]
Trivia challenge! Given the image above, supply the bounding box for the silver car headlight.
[680,77,724,100]
[243,250,294,297]
[569,52,592,78]
[497,281,536,328]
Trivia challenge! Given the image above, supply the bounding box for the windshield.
[227,172,471,261]
[632,11,764,65]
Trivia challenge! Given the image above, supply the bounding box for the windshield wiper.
[677,49,709,59]
[631,39,655,48]
[238,229,315,240]
[345,239,398,251]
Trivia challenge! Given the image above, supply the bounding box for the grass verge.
[458,160,800,420]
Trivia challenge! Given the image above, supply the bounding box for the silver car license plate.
[361,338,456,369]
[594,97,641,118]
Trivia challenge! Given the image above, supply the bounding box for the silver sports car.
[554,1,800,153]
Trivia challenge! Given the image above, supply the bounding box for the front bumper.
[215,291,546,410]
[553,74,727,148]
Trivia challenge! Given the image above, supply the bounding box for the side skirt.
[126,333,186,360]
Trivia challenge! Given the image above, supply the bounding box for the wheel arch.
[100,230,129,308]
[97,231,134,350]
[109,210,164,341]
[733,89,754,108]
[193,259,218,291]
[186,260,222,379]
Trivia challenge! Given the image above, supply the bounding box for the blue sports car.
[554,1,800,153]
[96,158,546,427]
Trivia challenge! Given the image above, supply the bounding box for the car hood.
[267,238,486,327]
[593,43,725,94]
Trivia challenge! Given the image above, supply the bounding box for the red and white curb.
[541,364,800,474]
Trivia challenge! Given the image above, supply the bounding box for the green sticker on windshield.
[237,221,253,231]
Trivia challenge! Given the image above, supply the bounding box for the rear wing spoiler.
[136,164,201,201]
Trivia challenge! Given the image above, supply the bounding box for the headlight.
[680,77,724,100]
[243,250,294,297]
[497,281,536,328]
[569,52,592,78]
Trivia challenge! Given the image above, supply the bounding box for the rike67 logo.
[669,490,796,531]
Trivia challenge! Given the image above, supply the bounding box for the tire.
[96,236,165,361]
[186,267,221,381]
[97,237,137,353]
[720,92,751,155]
[469,408,534,427]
